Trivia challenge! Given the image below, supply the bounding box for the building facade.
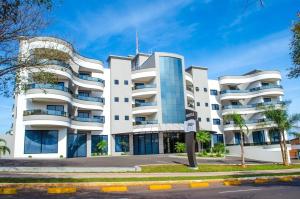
[12,37,288,162]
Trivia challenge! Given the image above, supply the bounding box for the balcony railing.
[224,119,271,126]
[186,86,194,92]
[134,102,157,107]
[27,83,70,93]
[133,84,156,90]
[220,85,283,94]
[24,109,68,117]
[226,141,290,147]
[74,95,105,103]
[133,120,158,125]
[38,59,71,69]
[76,74,105,85]
[222,101,285,110]
[73,116,105,123]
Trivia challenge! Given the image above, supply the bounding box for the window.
[114,97,119,102]
[206,118,210,122]
[262,82,269,86]
[263,98,271,103]
[253,130,265,144]
[114,115,119,120]
[231,101,238,105]
[197,117,201,121]
[78,91,90,97]
[47,105,64,115]
[235,132,241,144]
[196,102,200,106]
[269,129,280,143]
[213,134,224,145]
[124,80,129,85]
[24,130,58,154]
[124,98,129,102]
[115,134,129,152]
[78,111,89,118]
[205,103,208,107]
[204,88,207,92]
[125,115,129,120]
[213,119,221,125]
[114,79,119,85]
[195,87,199,92]
[210,89,218,95]
[91,135,108,154]
[211,104,220,110]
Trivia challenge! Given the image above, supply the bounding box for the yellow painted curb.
[0,188,17,195]
[48,187,76,194]
[254,178,269,184]
[223,180,241,186]
[149,184,172,191]
[190,182,210,188]
[101,186,128,192]
[278,177,293,182]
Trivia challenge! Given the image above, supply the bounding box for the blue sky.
[0,0,299,132]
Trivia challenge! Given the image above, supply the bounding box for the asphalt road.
[1,181,299,199]
[0,154,268,167]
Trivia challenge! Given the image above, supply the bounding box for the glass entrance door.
[133,133,159,155]
[67,133,87,158]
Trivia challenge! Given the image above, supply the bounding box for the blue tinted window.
[115,134,129,152]
[210,89,218,95]
[211,104,220,110]
[91,135,108,154]
[213,134,224,144]
[253,130,265,144]
[159,56,185,123]
[24,130,58,154]
[213,119,221,125]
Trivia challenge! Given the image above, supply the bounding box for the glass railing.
[133,120,158,125]
[222,101,285,110]
[73,116,105,123]
[224,119,270,126]
[27,83,70,93]
[76,74,105,85]
[186,86,194,92]
[74,95,105,103]
[134,102,157,107]
[133,84,156,90]
[38,59,71,69]
[220,85,283,94]
[24,109,68,117]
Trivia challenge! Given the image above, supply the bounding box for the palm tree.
[0,139,10,157]
[96,140,107,155]
[261,105,300,166]
[224,113,249,167]
[195,130,211,152]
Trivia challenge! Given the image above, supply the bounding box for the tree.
[288,14,300,79]
[0,0,55,96]
[96,140,107,155]
[195,130,211,152]
[175,142,186,153]
[0,138,10,157]
[224,113,249,167]
[261,104,300,166]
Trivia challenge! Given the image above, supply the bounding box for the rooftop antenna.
[135,30,139,55]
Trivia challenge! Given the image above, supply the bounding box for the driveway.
[0,154,269,167]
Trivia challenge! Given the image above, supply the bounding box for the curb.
[0,175,299,194]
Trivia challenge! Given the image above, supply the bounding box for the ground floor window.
[252,130,265,144]
[133,133,159,155]
[213,134,224,145]
[91,135,108,155]
[234,132,241,144]
[269,129,280,143]
[115,134,129,152]
[24,130,58,154]
[163,132,185,153]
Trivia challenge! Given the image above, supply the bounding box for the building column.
[159,132,164,154]
[129,134,134,155]
[86,133,91,157]
[264,129,270,143]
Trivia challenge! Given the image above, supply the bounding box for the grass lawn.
[0,172,299,183]
[140,164,300,173]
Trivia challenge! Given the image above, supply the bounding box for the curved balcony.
[131,67,156,81]
[222,101,285,115]
[132,84,157,98]
[71,116,104,131]
[219,70,281,85]
[223,119,276,131]
[185,72,193,84]
[220,85,283,100]
[133,120,158,126]
[26,84,104,110]
[186,86,194,99]
[132,102,158,115]
[23,109,70,127]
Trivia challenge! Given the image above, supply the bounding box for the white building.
[11,36,288,162]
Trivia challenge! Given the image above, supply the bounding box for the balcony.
[132,84,157,98]
[133,120,158,125]
[23,109,70,127]
[77,74,105,84]
[71,116,105,131]
[223,119,275,131]
[27,83,70,93]
[74,95,104,103]
[220,85,283,94]
[133,84,156,90]
[132,102,158,115]
[73,116,105,123]
[133,102,157,107]
[186,86,194,99]
[222,101,285,113]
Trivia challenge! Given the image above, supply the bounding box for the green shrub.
[175,142,186,153]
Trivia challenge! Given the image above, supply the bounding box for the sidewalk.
[1,168,300,179]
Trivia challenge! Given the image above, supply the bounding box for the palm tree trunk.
[240,132,245,167]
[281,131,289,166]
